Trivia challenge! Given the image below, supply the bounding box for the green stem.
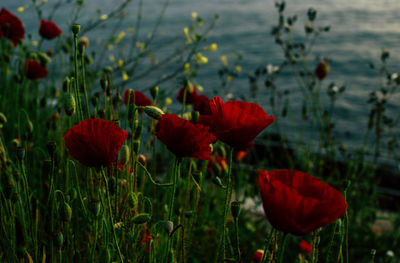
[215,147,233,262]
[277,233,288,263]
[234,218,241,261]
[101,169,124,263]
[80,46,90,118]
[73,33,83,121]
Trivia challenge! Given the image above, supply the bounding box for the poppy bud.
[138,154,146,165]
[315,61,329,80]
[144,106,164,120]
[119,145,130,165]
[103,66,113,74]
[0,112,7,128]
[78,36,89,48]
[26,119,34,134]
[150,85,159,100]
[64,93,76,116]
[67,188,78,201]
[55,231,64,248]
[72,24,80,35]
[100,77,109,91]
[89,200,101,218]
[129,192,138,210]
[38,51,51,65]
[252,249,264,263]
[132,213,151,224]
[230,201,241,219]
[61,202,72,222]
[164,220,174,235]
[46,141,57,157]
[299,240,312,254]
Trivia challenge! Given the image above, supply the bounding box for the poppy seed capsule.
[55,231,64,248]
[64,93,76,116]
[61,202,72,222]
[164,220,174,235]
[119,145,130,165]
[150,85,159,100]
[72,24,80,35]
[132,213,151,224]
[144,106,164,120]
[89,200,101,218]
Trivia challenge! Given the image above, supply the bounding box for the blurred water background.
[3,0,400,162]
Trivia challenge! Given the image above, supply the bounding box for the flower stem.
[215,147,233,262]
[101,169,124,263]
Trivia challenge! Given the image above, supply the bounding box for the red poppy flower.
[155,114,216,160]
[299,240,312,254]
[252,249,264,263]
[64,119,128,167]
[24,60,48,80]
[0,8,25,47]
[315,60,329,80]
[176,85,197,104]
[124,89,152,110]
[198,97,275,149]
[140,228,152,253]
[39,19,62,40]
[258,169,347,235]
[193,94,212,115]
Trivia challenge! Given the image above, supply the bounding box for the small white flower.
[386,250,394,257]
[267,64,279,74]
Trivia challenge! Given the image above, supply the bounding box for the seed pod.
[164,220,174,235]
[138,154,146,165]
[72,24,80,35]
[134,125,143,140]
[55,231,64,248]
[89,200,101,218]
[119,145,130,165]
[150,86,159,100]
[64,93,76,116]
[61,202,72,222]
[132,213,151,224]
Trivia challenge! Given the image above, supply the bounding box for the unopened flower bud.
[72,24,80,35]
[164,220,174,235]
[252,249,264,263]
[38,52,51,65]
[138,154,146,165]
[26,120,33,134]
[103,66,113,74]
[119,145,130,165]
[78,36,89,48]
[144,106,164,120]
[212,176,225,188]
[63,93,76,116]
[132,213,151,224]
[129,192,138,210]
[89,200,101,218]
[315,60,329,80]
[231,201,241,219]
[0,112,7,128]
[150,86,159,100]
[55,231,64,248]
[61,202,72,222]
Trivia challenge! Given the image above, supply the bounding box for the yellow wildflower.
[221,56,228,67]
